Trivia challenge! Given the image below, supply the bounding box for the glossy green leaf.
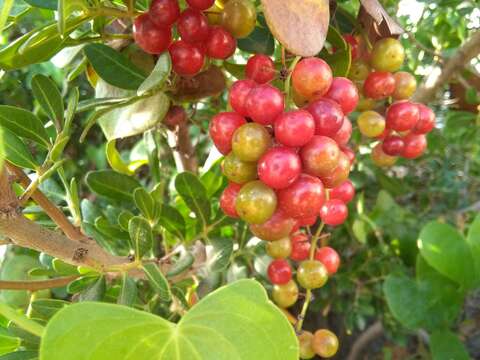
[0,106,50,148]
[118,210,134,232]
[106,140,134,175]
[57,0,87,36]
[418,221,475,288]
[1,129,39,170]
[52,259,78,276]
[133,188,157,222]
[137,53,171,95]
[166,252,195,278]
[40,280,298,360]
[128,217,153,259]
[31,299,69,319]
[79,276,106,302]
[84,44,146,90]
[31,74,64,127]
[0,350,38,359]
[157,204,186,239]
[237,21,275,55]
[175,172,211,226]
[467,213,480,285]
[430,330,470,360]
[67,276,98,294]
[117,274,137,307]
[85,170,141,202]
[142,263,171,302]
[207,238,234,272]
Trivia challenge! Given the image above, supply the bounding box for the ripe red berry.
[290,233,310,261]
[274,110,315,148]
[250,209,296,242]
[297,216,317,227]
[267,259,292,285]
[413,103,435,134]
[169,41,205,76]
[209,112,246,154]
[245,54,276,84]
[177,9,209,43]
[324,77,359,114]
[163,105,187,129]
[307,98,344,137]
[186,0,215,10]
[331,117,352,146]
[402,133,427,159]
[133,14,172,54]
[301,136,340,178]
[343,34,359,60]
[382,135,405,156]
[220,182,242,217]
[278,174,325,218]
[229,79,256,116]
[386,101,420,132]
[292,57,333,99]
[320,199,348,226]
[245,84,285,125]
[149,0,180,27]
[206,26,236,59]
[258,147,302,189]
[363,71,396,100]
[315,247,340,275]
[320,151,351,189]
[329,180,355,204]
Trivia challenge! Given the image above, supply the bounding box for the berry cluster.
[133,0,256,76]
[347,36,436,166]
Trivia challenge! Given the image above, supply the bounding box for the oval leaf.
[1,129,39,170]
[0,106,50,148]
[142,263,171,302]
[157,204,186,239]
[117,274,137,307]
[175,172,211,226]
[261,0,329,56]
[128,217,153,259]
[31,74,64,127]
[85,170,141,202]
[133,188,157,222]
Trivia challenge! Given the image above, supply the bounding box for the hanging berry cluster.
[347,36,436,166]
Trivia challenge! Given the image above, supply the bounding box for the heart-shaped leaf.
[261,0,329,56]
[85,170,141,203]
[0,106,50,148]
[39,280,298,360]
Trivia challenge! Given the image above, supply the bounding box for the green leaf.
[166,252,195,278]
[31,299,69,319]
[64,88,79,134]
[0,351,38,359]
[84,44,146,90]
[31,74,64,127]
[85,170,141,203]
[128,217,153,259]
[157,204,186,239]
[430,330,470,360]
[118,210,134,232]
[40,280,298,360]
[1,129,39,170]
[320,26,351,77]
[467,213,480,286]
[237,22,275,55]
[0,0,14,39]
[223,62,245,79]
[0,106,50,148]
[200,161,225,198]
[23,0,57,9]
[57,0,87,36]
[117,274,136,307]
[67,276,98,294]
[175,172,211,226]
[79,276,106,302]
[106,140,134,175]
[137,53,171,95]
[418,221,475,288]
[0,334,20,355]
[207,237,234,272]
[52,259,78,276]
[133,188,157,222]
[142,263,171,302]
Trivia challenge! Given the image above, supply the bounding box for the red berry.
[245,54,276,84]
[229,79,256,116]
[220,183,241,217]
[149,0,180,27]
[278,174,325,218]
[363,71,396,100]
[297,216,318,227]
[343,34,359,60]
[292,58,333,99]
[209,112,246,154]
[413,103,435,134]
[329,180,355,204]
[163,105,187,129]
[341,146,355,165]
[300,136,340,178]
[331,117,352,146]
[325,77,359,114]
[382,135,405,156]
[274,110,315,148]
[133,14,172,54]
[250,209,296,241]
[314,247,340,275]
[290,233,310,261]
[307,99,344,137]
[169,40,205,76]
[267,259,292,285]
[245,84,285,125]
[258,147,302,189]
[402,133,427,159]
[186,0,215,10]
[320,152,351,189]
[205,26,236,59]
[386,101,420,132]
[320,199,348,226]
[177,9,209,43]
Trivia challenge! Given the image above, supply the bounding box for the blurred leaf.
[52,259,78,276]
[0,0,14,38]
[223,62,245,79]
[128,216,153,259]
[175,172,211,226]
[238,17,275,55]
[137,53,171,95]
[430,330,469,360]
[320,26,351,77]
[0,106,50,148]
[166,252,195,278]
[31,74,64,128]
[85,170,141,202]
[117,274,136,307]
[142,263,171,302]
[207,237,234,272]
[201,161,225,198]
[84,44,146,90]
[78,276,106,301]
[31,299,69,319]
[57,0,87,36]
[0,333,20,356]
[118,210,134,232]
[23,0,57,9]
[467,213,480,286]
[1,129,39,170]
[0,350,38,359]
[157,204,186,239]
[352,218,369,243]
[133,188,157,222]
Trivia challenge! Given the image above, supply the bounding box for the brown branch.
[0,276,79,291]
[413,29,480,104]
[176,122,198,173]
[347,321,384,360]
[5,163,88,243]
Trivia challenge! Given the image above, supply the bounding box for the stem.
[0,276,79,291]
[285,56,302,109]
[0,303,44,337]
[295,222,325,333]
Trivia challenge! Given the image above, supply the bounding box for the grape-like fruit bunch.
[133,0,256,76]
[347,36,436,166]
[212,54,360,359]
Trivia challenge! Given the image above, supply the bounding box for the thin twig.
[0,276,79,291]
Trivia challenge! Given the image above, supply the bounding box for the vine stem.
[295,222,325,333]
[0,302,44,337]
[284,55,302,109]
